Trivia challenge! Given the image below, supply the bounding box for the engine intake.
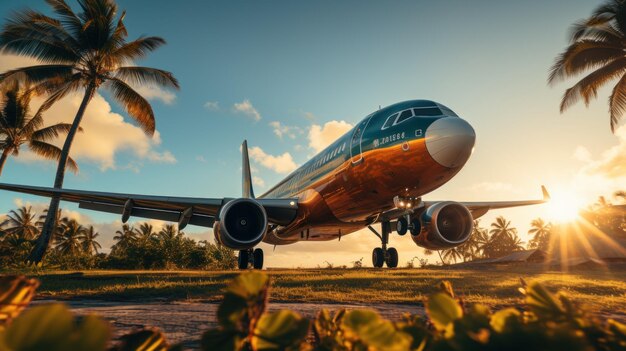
[412,201,473,250]
[214,198,268,250]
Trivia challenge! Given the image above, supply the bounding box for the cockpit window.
[382,112,398,129]
[396,109,414,124]
[437,104,458,117]
[413,107,443,116]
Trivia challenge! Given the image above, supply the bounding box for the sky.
[0,0,625,267]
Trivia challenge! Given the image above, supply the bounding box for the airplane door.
[350,114,373,165]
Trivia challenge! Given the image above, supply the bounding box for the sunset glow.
[545,191,583,223]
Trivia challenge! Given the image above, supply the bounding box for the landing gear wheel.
[252,248,264,270]
[372,247,384,268]
[238,250,249,270]
[396,218,408,236]
[410,219,422,236]
[385,247,398,268]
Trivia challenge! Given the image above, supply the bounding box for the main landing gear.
[238,248,264,269]
[368,222,398,268]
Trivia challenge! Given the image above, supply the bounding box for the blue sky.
[1,0,624,267]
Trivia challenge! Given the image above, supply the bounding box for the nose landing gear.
[238,248,264,269]
[368,222,399,268]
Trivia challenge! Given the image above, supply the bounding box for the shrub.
[0,272,624,350]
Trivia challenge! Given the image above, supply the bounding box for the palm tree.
[136,222,156,244]
[0,81,78,176]
[82,225,101,255]
[460,220,489,261]
[36,208,65,245]
[112,224,137,255]
[0,0,179,262]
[441,247,464,264]
[528,218,552,251]
[549,0,626,132]
[1,206,39,240]
[483,216,520,258]
[158,224,181,241]
[55,218,86,256]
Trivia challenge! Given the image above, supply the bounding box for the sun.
[546,191,583,222]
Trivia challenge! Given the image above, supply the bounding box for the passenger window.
[382,113,398,130]
[396,109,414,124]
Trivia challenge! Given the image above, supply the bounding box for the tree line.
[0,206,235,270]
[431,193,626,265]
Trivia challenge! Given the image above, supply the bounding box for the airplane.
[0,100,549,269]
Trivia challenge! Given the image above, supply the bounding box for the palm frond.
[20,115,45,138]
[112,36,166,62]
[31,123,75,141]
[609,73,626,132]
[559,57,626,112]
[106,78,155,135]
[44,0,84,38]
[548,40,624,84]
[569,20,623,44]
[0,10,79,63]
[114,66,179,89]
[0,65,74,86]
[32,74,83,118]
[28,140,79,173]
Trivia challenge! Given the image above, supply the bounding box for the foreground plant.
[0,272,625,350]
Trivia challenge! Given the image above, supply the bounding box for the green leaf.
[526,282,565,318]
[0,276,39,324]
[1,303,109,351]
[116,328,168,351]
[201,329,245,351]
[489,308,521,333]
[226,271,269,300]
[342,309,412,351]
[426,293,463,331]
[252,310,310,350]
[217,293,249,329]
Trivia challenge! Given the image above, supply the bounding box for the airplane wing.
[379,186,549,221]
[425,185,550,219]
[0,183,298,229]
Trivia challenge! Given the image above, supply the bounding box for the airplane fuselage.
[261,100,476,245]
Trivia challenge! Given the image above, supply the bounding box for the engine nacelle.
[412,201,473,250]
[213,198,268,250]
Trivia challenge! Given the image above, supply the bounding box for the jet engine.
[213,198,268,250]
[411,201,473,250]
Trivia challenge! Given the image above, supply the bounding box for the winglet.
[541,185,550,201]
[242,140,255,199]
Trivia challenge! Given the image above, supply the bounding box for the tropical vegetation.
[0,81,77,176]
[0,205,235,270]
[550,0,626,132]
[0,0,179,263]
[1,272,625,350]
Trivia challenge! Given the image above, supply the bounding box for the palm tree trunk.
[437,250,446,265]
[28,83,96,263]
[0,148,10,176]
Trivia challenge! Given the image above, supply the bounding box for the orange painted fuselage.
[260,100,470,245]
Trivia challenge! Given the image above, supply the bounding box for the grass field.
[16,265,626,316]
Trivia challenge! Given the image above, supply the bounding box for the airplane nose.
[425,117,476,168]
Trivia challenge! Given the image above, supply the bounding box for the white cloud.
[579,125,626,179]
[269,121,301,139]
[133,85,176,105]
[204,101,219,110]
[308,120,353,153]
[572,146,592,162]
[253,176,266,187]
[196,155,207,163]
[233,99,261,121]
[0,54,176,172]
[248,146,297,174]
